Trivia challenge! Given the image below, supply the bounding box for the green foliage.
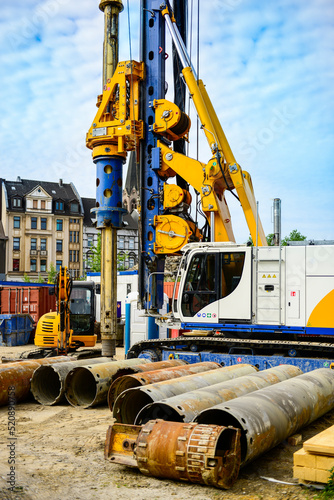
[315,466,334,499]
[23,273,45,284]
[88,232,130,272]
[266,233,275,246]
[47,262,57,284]
[117,251,129,271]
[246,229,307,247]
[89,233,101,272]
[281,229,307,246]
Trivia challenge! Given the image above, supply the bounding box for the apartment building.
[1,177,83,280]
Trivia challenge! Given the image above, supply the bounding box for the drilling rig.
[87,1,334,370]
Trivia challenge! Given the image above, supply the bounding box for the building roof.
[124,152,138,194]
[3,177,82,215]
[82,197,96,227]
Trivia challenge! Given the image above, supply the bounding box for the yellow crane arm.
[162,6,267,246]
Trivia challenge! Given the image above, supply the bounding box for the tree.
[48,262,57,284]
[88,233,131,272]
[247,230,307,247]
[89,233,102,272]
[281,229,307,246]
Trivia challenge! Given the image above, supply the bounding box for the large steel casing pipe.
[110,359,187,381]
[65,358,151,408]
[136,364,303,424]
[105,420,241,489]
[0,356,70,406]
[31,357,110,405]
[195,367,334,466]
[108,361,220,410]
[113,364,257,424]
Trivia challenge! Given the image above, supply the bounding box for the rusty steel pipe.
[105,420,241,489]
[195,367,334,466]
[108,361,220,411]
[110,358,187,382]
[31,357,110,405]
[64,358,151,408]
[136,364,303,424]
[0,356,71,406]
[113,364,257,424]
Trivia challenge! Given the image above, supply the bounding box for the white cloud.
[0,0,333,242]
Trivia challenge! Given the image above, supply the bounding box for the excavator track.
[126,336,334,361]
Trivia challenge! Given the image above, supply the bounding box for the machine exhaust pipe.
[135,364,302,424]
[0,356,71,407]
[273,197,281,246]
[195,367,334,466]
[31,357,110,406]
[64,358,151,408]
[112,364,257,424]
[108,361,221,410]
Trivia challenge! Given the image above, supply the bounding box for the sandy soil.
[0,344,333,500]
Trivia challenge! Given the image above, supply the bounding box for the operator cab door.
[179,248,251,323]
[179,251,219,323]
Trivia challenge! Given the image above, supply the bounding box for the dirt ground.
[0,344,333,500]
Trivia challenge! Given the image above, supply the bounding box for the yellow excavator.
[34,267,98,356]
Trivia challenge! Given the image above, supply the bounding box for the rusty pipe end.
[99,0,124,13]
[65,367,98,408]
[31,365,64,406]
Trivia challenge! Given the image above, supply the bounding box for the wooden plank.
[293,465,331,484]
[303,425,334,456]
[293,447,334,470]
[293,448,316,468]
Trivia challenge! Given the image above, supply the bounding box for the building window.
[13,216,20,229]
[131,199,137,210]
[13,238,20,251]
[56,260,62,271]
[31,217,37,229]
[40,238,47,251]
[13,259,20,271]
[41,218,47,230]
[76,231,80,243]
[119,236,124,249]
[56,240,63,252]
[30,259,37,272]
[40,260,47,272]
[56,200,64,211]
[31,238,37,250]
[12,197,22,208]
[69,250,72,262]
[56,219,63,231]
[41,200,45,209]
[70,202,79,213]
[129,252,136,268]
[129,237,135,250]
[87,235,93,247]
[33,200,38,209]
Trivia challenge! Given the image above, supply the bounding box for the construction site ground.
[1,344,333,500]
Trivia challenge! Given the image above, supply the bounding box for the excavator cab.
[34,277,98,353]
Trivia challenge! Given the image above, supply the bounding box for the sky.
[0,0,333,243]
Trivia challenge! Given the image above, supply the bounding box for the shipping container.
[0,284,56,327]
